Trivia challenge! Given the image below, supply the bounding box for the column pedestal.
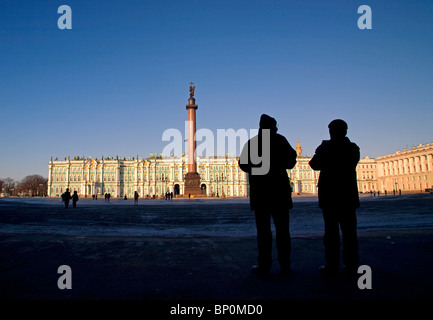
[184,172,202,197]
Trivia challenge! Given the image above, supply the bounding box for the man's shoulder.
[274,133,290,144]
[346,139,360,151]
[316,140,331,150]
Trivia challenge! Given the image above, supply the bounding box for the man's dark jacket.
[309,137,360,209]
[239,132,297,211]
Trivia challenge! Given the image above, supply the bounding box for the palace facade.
[47,154,248,198]
[47,141,319,198]
[376,143,433,193]
[47,141,433,198]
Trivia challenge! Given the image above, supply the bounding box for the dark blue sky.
[1,0,432,180]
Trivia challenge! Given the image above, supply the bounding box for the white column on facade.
[80,163,85,196]
[134,163,138,194]
[377,163,382,178]
[48,163,52,196]
[403,158,408,174]
[140,163,144,197]
[420,155,426,173]
[408,157,413,174]
[427,154,433,171]
[145,162,149,195]
[414,156,420,173]
[116,163,120,197]
[66,160,70,190]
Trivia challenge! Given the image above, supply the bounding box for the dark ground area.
[1,194,432,316]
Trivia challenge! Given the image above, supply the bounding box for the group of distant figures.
[60,190,142,207]
[370,189,401,197]
[123,191,140,205]
[60,189,79,208]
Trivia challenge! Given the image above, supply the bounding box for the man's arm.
[309,142,326,170]
[286,141,297,170]
[238,140,251,174]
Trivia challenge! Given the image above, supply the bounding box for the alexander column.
[183,82,202,197]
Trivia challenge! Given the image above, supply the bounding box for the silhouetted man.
[134,191,139,205]
[72,191,79,208]
[309,119,360,275]
[63,188,72,208]
[239,114,297,275]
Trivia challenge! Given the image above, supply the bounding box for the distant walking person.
[309,119,360,275]
[72,191,79,208]
[134,191,139,205]
[239,114,297,275]
[63,188,72,208]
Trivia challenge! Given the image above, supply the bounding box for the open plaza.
[1,193,432,306]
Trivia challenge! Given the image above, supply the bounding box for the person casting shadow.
[239,114,297,275]
[309,119,360,275]
[62,188,72,208]
[134,191,139,205]
[72,191,79,208]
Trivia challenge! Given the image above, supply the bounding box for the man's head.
[259,114,277,134]
[328,119,348,139]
